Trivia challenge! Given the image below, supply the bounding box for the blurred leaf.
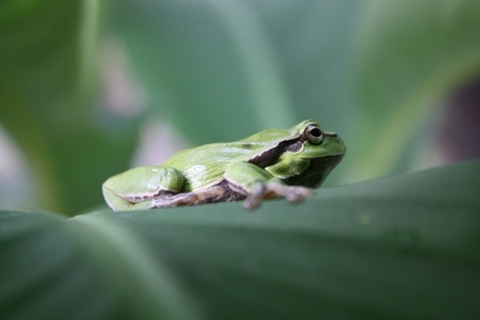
[251,0,362,133]
[353,0,480,180]
[0,1,140,214]
[1,160,479,319]
[115,0,294,143]
[114,0,360,145]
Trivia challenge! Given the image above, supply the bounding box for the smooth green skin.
[102,120,346,211]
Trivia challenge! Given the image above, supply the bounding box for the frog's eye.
[306,125,323,145]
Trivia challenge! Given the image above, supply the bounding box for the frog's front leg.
[224,162,314,209]
[102,166,186,211]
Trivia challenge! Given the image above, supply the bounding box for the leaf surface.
[1,160,479,319]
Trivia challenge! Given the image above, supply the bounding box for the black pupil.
[310,127,322,137]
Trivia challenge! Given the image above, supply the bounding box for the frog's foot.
[152,185,226,208]
[243,181,314,210]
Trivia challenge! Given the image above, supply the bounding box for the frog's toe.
[263,183,314,204]
[284,186,314,202]
[243,195,262,210]
[242,182,314,209]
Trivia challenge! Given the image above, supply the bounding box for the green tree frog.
[102,120,346,211]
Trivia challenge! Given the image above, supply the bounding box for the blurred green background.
[0,0,479,215]
[1,2,480,319]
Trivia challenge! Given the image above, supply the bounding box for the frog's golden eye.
[306,125,323,145]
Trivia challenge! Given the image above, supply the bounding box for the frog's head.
[265,119,346,187]
[289,119,346,160]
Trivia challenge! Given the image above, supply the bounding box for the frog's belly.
[196,180,246,204]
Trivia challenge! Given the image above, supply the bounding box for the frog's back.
[160,143,254,190]
[161,128,295,190]
[164,128,294,169]
[163,141,270,171]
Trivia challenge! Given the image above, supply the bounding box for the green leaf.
[1,160,479,319]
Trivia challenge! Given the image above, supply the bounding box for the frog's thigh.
[224,161,276,194]
[102,188,156,211]
[103,166,184,211]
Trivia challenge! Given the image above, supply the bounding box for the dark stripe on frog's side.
[248,137,303,168]
[248,129,318,167]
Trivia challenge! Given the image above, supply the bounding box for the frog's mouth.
[284,154,344,188]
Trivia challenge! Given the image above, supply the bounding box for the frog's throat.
[283,155,344,188]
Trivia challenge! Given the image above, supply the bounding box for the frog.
[102,119,346,211]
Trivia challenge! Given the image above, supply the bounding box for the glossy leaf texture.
[1,160,479,320]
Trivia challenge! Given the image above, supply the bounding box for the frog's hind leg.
[102,166,185,211]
